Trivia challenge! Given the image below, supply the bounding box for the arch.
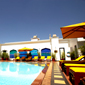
[41,48,51,58]
[30,49,38,58]
[59,48,65,60]
[10,49,17,58]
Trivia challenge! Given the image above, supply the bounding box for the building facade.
[0,34,85,61]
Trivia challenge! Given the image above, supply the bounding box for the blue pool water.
[0,62,44,85]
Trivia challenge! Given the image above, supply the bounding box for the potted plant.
[61,52,65,60]
[14,53,17,58]
[14,53,20,58]
[75,47,78,59]
[38,52,41,61]
[1,52,9,60]
[52,53,55,61]
[79,43,85,55]
[70,51,75,60]
[5,53,9,60]
[0,52,1,60]
[2,52,9,60]
[1,52,4,60]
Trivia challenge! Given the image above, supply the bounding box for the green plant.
[75,47,78,58]
[14,53,17,58]
[38,52,41,58]
[0,52,1,58]
[1,52,9,59]
[79,43,85,55]
[52,53,55,59]
[70,51,75,60]
[61,52,65,59]
[14,53,20,58]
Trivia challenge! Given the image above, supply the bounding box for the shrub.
[14,53,17,58]
[70,51,75,60]
[38,52,41,58]
[1,52,9,59]
[52,53,55,59]
[79,43,85,55]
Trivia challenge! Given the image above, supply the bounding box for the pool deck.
[0,60,72,85]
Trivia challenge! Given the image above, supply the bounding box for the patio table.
[69,67,85,85]
[64,63,85,76]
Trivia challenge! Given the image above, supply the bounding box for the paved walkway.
[51,62,70,85]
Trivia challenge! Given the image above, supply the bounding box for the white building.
[0,34,85,61]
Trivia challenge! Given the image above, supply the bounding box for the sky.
[0,0,85,44]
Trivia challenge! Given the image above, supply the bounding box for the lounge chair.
[15,56,20,61]
[75,55,85,61]
[46,56,51,61]
[61,56,85,70]
[25,56,32,61]
[59,55,85,66]
[63,63,85,76]
[40,56,45,61]
[32,56,38,61]
[20,57,25,61]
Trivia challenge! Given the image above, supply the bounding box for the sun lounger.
[25,56,32,61]
[64,63,85,76]
[75,55,85,61]
[32,56,38,61]
[20,57,25,61]
[40,56,45,61]
[69,67,85,85]
[60,55,85,65]
[60,55,85,67]
[62,59,85,71]
[60,55,85,70]
[15,56,20,61]
[46,56,51,61]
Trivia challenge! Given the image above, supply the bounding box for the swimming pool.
[0,62,45,85]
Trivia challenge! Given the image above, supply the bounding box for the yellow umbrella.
[18,47,33,51]
[60,22,85,38]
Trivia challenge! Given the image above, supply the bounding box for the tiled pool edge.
[31,62,52,85]
[42,62,52,85]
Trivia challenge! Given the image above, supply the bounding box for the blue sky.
[0,0,85,43]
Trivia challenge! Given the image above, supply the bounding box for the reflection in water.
[9,63,17,72]
[18,63,43,75]
[0,62,9,71]
[0,62,44,85]
[0,62,44,75]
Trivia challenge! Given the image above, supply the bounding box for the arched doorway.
[41,48,51,58]
[10,50,17,58]
[30,49,38,58]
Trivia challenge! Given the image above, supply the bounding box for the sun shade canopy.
[18,47,33,51]
[60,22,85,38]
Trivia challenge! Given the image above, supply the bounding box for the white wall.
[1,42,51,56]
[51,37,60,61]
[69,38,78,51]
[1,38,73,61]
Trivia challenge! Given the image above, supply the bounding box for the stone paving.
[41,61,71,85]
[51,62,70,85]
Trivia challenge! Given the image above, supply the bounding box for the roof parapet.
[31,35,40,41]
[52,34,57,38]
